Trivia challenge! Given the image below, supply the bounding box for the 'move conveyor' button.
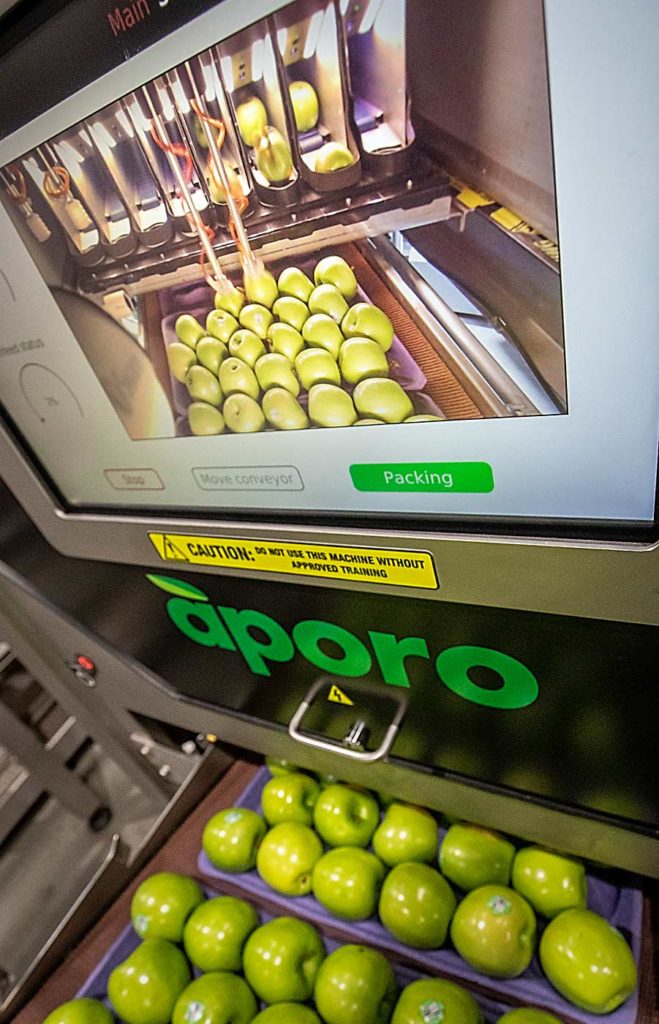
[193,466,304,492]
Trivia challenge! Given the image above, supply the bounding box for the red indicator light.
[77,655,95,672]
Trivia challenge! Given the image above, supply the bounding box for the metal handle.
[288,677,407,763]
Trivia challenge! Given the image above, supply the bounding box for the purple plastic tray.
[197,768,644,1024]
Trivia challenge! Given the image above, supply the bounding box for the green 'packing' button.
[349,462,494,493]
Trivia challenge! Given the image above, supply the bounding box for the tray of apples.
[161,253,444,435]
[196,765,645,1024]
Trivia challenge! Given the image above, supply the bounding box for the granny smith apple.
[314,255,358,300]
[314,142,354,173]
[511,846,587,919]
[312,783,379,847]
[224,393,266,433]
[295,348,340,389]
[186,364,223,406]
[379,862,456,949]
[207,309,239,344]
[215,284,245,318]
[450,886,536,979]
[244,268,279,309]
[539,908,637,1013]
[219,357,260,400]
[256,127,293,182]
[167,341,197,382]
[252,1006,321,1024]
[372,802,438,866]
[229,329,266,367]
[272,296,310,333]
[302,313,344,358]
[440,824,516,892]
[107,938,190,1024]
[43,999,113,1024]
[131,872,204,942]
[313,944,397,1024]
[355,418,385,425]
[202,806,267,872]
[353,377,413,423]
[189,401,225,436]
[262,388,309,430]
[175,313,205,349]
[207,159,241,205]
[243,916,325,1003]
[239,303,274,339]
[236,95,268,147]
[268,322,305,361]
[405,414,443,422]
[256,821,323,895]
[289,80,319,132]
[339,337,389,384]
[197,336,229,375]
[183,894,259,972]
[261,771,320,825]
[266,756,300,776]
[255,353,300,396]
[312,846,385,920]
[308,383,357,427]
[308,284,349,323]
[278,267,314,303]
[497,1011,563,1024]
[172,972,257,1024]
[391,978,483,1024]
[342,303,394,351]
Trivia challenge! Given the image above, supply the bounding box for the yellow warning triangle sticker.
[328,684,354,706]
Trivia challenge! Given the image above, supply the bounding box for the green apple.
[308,383,357,427]
[266,756,300,776]
[243,916,325,1003]
[186,364,223,406]
[450,886,536,979]
[219,357,260,399]
[215,284,246,318]
[244,268,279,309]
[239,303,274,339]
[512,846,587,919]
[268,321,305,360]
[440,824,516,892]
[278,267,314,303]
[224,393,266,433]
[355,418,384,425]
[339,337,389,384]
[295,348,340,389]
[206,309,239,343]
[183,895,259,973]
[372,802,438,866]
[172,972,257,1024]
[202,806,267,872]
[262,389,308,430]
[189,401,225,435]
[131,872,204,942]
[261,771,320,825]
[255,353,300,395]
[289,80,319,132]
[43,999,113,1024]
[236,95,268,147]
[256,127,294,182]
[313,945,397,1024]
[272,296,310,333]
[405,414,443,422]
[314,142,354,173]
[175,313,205,349]
[312,847,385,920]
[497,1011,563,1024]
[312,783,379,847]
[207,159,241,205]
[378,862,456,949]
[252,1006,321,1024]
[308,283,349,323]
[314,255,358,300]
[391,978,483,1024]
[342,303,394,351]
[229,329,266,367]
[539,908,637,1013]
[167,341,197,382]
[256,821,323,895]
[197,336,229,375]
[302,313,343,358]
[353,377,413,423]
[107,939,190,1024]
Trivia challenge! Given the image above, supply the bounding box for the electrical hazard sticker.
[148,533,438,590]
[327,685,354,705]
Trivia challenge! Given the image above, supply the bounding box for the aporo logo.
[147,574,539,710]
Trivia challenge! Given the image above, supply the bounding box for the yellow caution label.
[456,187,493,209]
[148,533,438,590]
[490,207,533,233]
[328,685,354,706]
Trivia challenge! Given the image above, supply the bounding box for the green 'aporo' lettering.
[436,645,539,709]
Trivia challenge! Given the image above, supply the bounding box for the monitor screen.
[0,0,657,530]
